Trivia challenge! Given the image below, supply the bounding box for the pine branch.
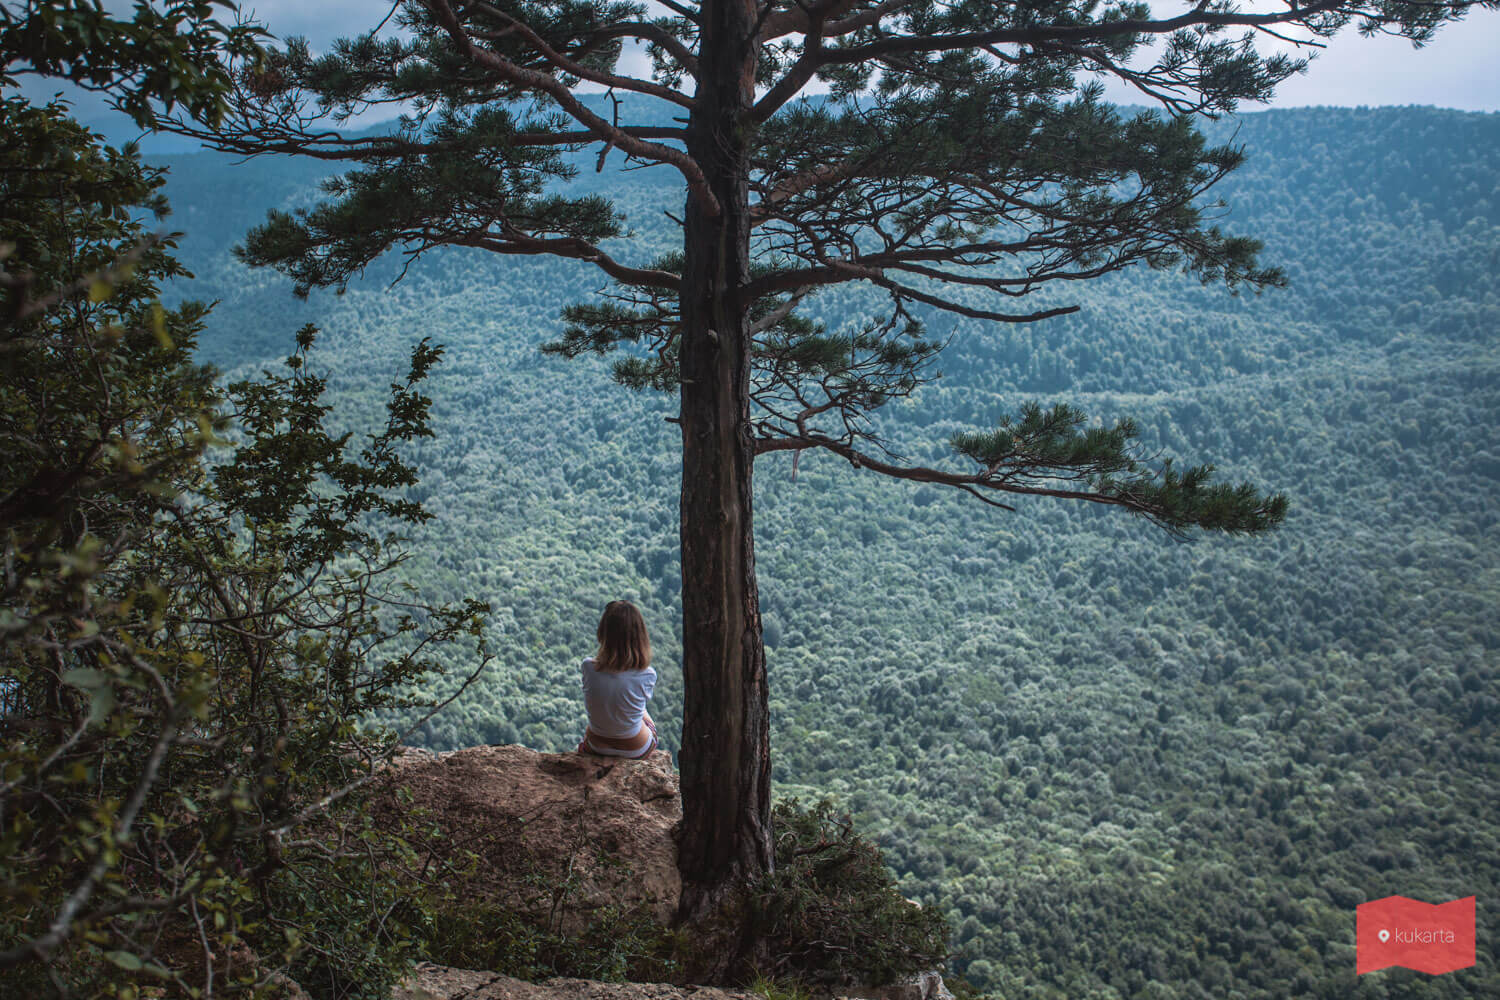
[456,233,682,290]
[747,0,1446,122]
[420,0,721,214]
[756,410,1289,537]
[759,0,912,42]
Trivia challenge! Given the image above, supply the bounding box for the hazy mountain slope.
[156,106,1499,999]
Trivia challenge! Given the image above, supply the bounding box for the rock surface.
[396,964,953,1000]
[838,970,955,1000]
[395,963,758,1000]
[376,744,681,930]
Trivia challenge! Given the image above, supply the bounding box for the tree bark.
[674,0,773,937]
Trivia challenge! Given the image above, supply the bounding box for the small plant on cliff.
[419,897,679,985]
[744,798,950,988]
[405,806,680,984]
[747,975,815,1000]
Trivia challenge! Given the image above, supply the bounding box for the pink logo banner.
[1356,896,1476,975]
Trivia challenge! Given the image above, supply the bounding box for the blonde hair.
[595,600,652,673]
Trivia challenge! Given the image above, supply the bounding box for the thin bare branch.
[455,233,682,290]
[469,1,695,108]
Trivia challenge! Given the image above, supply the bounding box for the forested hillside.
[156,105,1498,999]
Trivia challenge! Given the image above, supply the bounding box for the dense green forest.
[150,105,1498,999]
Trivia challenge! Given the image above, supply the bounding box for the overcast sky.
[25,1,1500,129]
[234,0,1500,112]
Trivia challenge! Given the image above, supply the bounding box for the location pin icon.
[1378,929,1391,943]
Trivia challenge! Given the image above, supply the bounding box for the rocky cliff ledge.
[396,963,955,1000]
[377,744,681,931]
[375,746,953,1000]
[394,963,757,1000]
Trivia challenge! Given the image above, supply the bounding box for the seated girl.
[577,600,660,759]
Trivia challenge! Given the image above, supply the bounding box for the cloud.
[241,1,1500,111]
[1269,14,1500,111]
[1095,8,1500,112]
[237,1,392,46]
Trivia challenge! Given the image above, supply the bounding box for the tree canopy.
[0,0,263,126]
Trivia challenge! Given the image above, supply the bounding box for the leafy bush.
[744,798,950,988]
[0,98,488,999]
[422,900,679,984]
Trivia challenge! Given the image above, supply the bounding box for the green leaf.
[104,949,144,971]
[149,302,173,349]
[88,685,116,725]
[61,668,106,690]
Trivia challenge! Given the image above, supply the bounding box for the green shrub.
[422,900,679,984]
[403,811,680,985]
[747,974,816,1000]
[744,798,950,988]
[0,97,489,999]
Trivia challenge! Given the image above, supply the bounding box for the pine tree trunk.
[674,0,773,943]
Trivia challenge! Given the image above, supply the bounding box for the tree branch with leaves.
[1,54,490,997]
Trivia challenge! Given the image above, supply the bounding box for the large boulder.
[375,745,681,931]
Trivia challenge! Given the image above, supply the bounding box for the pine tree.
[152,0,1487,947]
